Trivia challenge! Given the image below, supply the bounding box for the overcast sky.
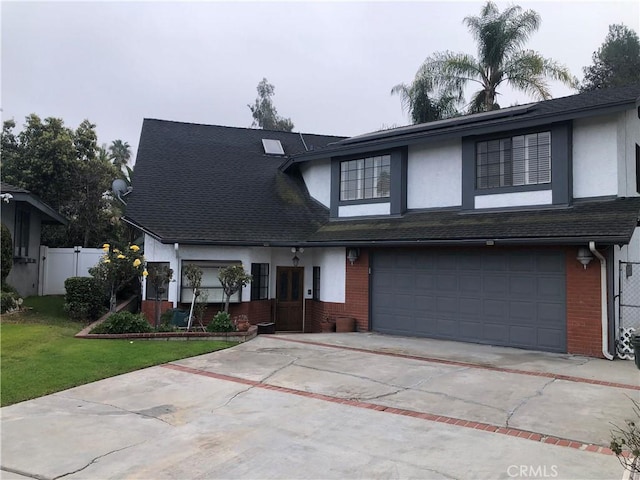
[2,1,639,163]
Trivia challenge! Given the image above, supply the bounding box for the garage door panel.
[509,254,535,272]
[459,275,481,293]
[484,323,509,342]
[483,299,507,318]
[509,325,536,346]
[537,253,565,273]
[538,277,565,299]
[459,298,481,315]
[484,275,508,294]
[436,274,457,291]
[372,249,566,353]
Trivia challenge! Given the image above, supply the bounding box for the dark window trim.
[462,122,571,210]
[250,263,269,301]
[14,206,30,257]
[331,147,407,217]
[312,266,320,301]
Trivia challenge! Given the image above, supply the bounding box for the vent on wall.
[262,139,285,155]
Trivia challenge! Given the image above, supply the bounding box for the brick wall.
[303,248,370,333]
[565,247,603,357]
[142,299,274,327]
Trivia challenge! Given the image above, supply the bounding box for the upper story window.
[476,132,551,189]
[340,154,391,201]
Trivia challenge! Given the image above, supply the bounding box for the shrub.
[1,223,13,285]
[64,277,106,321]
[207,311,235,332]
[611,398,640,475]
[91,311,153,334]
[1,291,21,314]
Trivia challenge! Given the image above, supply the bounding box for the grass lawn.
[1,296,236,407]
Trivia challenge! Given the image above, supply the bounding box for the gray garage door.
[371,249,567,352]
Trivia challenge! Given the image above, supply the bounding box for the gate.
[38,246,104,295]
[618,261,640,359]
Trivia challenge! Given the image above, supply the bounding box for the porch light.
[347,248,360,265]
[576,247,594,269]
[291,247,304,267]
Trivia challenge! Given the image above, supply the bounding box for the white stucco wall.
[474,190,553,209]
[573,115,619,198]
[338,202,390,217]
[311,248,346,303]
[300,159,331,208]
[407,140,462,209]
[143,235,347,306]
[617,108,640,197]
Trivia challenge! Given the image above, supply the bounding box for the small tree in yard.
[90,243,146,312]
[611,398,640,475]
[218,265,252,313]
[147,264,173,329]
[183,263,206,330]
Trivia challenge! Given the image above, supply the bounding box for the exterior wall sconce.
[347,248,360,265]
[576,247,594,269]
[291,247,304,267]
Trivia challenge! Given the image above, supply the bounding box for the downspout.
[174,243,180,309]
[589,242,614,360]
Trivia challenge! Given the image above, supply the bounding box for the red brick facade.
[565,247,603,357]
[141,299,273,327]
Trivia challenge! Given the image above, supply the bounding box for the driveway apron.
[1,333,638,480]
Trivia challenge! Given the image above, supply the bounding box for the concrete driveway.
[2,333,638,480]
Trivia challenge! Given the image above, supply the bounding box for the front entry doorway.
[275,266,304,331]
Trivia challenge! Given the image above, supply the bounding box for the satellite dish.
[112,179,132,205]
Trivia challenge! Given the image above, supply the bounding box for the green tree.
[109,139,131,173]
[581,24,640,92]
[414,2,577,114]
[90,243,145,312]
[391,76,460,123]
[2,115,128,248]
[248,78,294,132]
[218,265,252,314]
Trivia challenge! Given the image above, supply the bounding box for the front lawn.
[1,296,235,407]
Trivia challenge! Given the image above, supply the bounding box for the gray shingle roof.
[308,197,640,245]
[124,120,343,244]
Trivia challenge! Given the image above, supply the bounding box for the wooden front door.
[275,266,304,331]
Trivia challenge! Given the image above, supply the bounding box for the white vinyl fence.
[38,246,104,295]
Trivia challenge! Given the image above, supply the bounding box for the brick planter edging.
[75,297,257,342]
[76,325,257,343]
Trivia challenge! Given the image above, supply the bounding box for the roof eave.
[10,193,68,225]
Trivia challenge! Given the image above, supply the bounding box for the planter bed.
[76,325,257,343]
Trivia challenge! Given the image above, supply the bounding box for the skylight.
[262,139,285,155]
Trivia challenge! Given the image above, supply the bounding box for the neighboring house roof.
[0,182,68,225]
[286,83,640,165]
[307,197,640,246]
[124,119,344,245]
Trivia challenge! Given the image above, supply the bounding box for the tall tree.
[391,76,460,124]
[409,2,576,115]
[1,115,125,247]
[248,78,294,132]
[109,139,131,172]
[580,24,640,92]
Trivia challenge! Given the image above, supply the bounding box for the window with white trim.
[181,261,241,304]
[476,132,551,189]
[340,155,391,201]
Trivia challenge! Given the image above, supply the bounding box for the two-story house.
[125,84,640,358]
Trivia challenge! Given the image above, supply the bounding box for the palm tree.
[109,139,131,172]
[420,2,577,114]
[391,75,460,123]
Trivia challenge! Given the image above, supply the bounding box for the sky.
[2,1,639,163]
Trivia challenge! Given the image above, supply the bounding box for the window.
[636,144,639,194]
[145,262,170,301]
[312,266,320,301]
[14,207,30,257]
[181,261,241,304]
[251,263,269,300]
[476,132,551,189]
[340,154,391,201]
